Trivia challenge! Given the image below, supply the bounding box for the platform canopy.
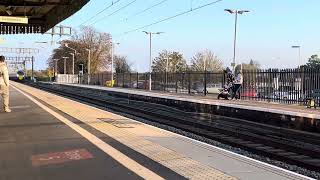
[0,0,89,35]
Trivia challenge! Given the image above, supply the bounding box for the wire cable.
[123,0,169,22]
[78,0,121,27]
[90,0,139,26]
[118,0,224,36]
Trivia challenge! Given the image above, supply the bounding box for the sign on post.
[79,64,84,76]
[0,16,28,24]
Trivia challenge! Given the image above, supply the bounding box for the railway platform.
[51,83,320,133]
[0,81,314,180]
[65,83,320,119]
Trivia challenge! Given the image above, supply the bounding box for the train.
[9,70,25,81]
[17,70,25,80]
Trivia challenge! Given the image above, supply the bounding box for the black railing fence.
[88,68,320,104]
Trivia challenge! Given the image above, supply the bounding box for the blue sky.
[1,0,320,71]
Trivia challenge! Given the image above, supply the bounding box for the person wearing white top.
[0,55,11,112]
[232,71,243,100]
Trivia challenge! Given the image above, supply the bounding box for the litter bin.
[105,80,115,87]
[306,98,316,109]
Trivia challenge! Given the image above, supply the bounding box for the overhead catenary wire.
[122,0,169,22]
[117,0,224,36]
[90,0,139,26]
[78,0,121,27]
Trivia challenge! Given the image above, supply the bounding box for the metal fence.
[86,68,320,105]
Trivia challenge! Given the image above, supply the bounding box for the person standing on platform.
[232,70,243,100]
[0,55,11,113]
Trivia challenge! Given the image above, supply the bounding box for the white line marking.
[11,85,164,180]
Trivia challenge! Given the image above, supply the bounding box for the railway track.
[27,82,320,173]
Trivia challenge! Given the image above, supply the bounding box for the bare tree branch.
[47,26,112,74]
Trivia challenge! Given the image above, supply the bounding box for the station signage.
[0,16,28,24]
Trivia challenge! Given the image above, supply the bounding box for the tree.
[237,59,260,72]
[48,26,112,74]
[114,55,132,73]
[305,55,320,69]
[190,50,223,72]
[152,50,187,72]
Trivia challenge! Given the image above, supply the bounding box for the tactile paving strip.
[14,83,236,180]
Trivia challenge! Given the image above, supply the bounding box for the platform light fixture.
[292,45,301,68]
[142,31,164,91]
[225,9,250,72]
[85,49,91,85]
[62,57,69,74]
[65,43,77,75]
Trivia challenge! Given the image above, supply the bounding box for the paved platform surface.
[63,83,320,119]
[1,81,314,180]
[0,86,181,180]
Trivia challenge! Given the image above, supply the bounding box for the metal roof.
[0,0,89,34]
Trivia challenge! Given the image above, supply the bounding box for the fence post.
[129,73,132,88]
[182,73,185,91]
[122,73,125,88]
[165,71,167,92]
[145,73,148,90]
[154,72,156,90]
[204,71,207,96]
[175,73,178,93]
[301,67,305,103]
[188,72,191,94]
[223,71,226,86]
[116,73,119,87]
[101,73,104,86]
[137,72,139,89]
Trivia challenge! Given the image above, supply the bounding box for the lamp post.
[85,49,91,85]
[53,59,59,77]
[204,55,207,72]
[110,42,120,82]
[291,46,303,96]
[143,31,164,91]
[292,45,301,68]
[65,43,77,75]
[62,57,69,74]
[69,53,75,75]
[225,9,250,72]
[79,63,84,84]
[165,56,172,91]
